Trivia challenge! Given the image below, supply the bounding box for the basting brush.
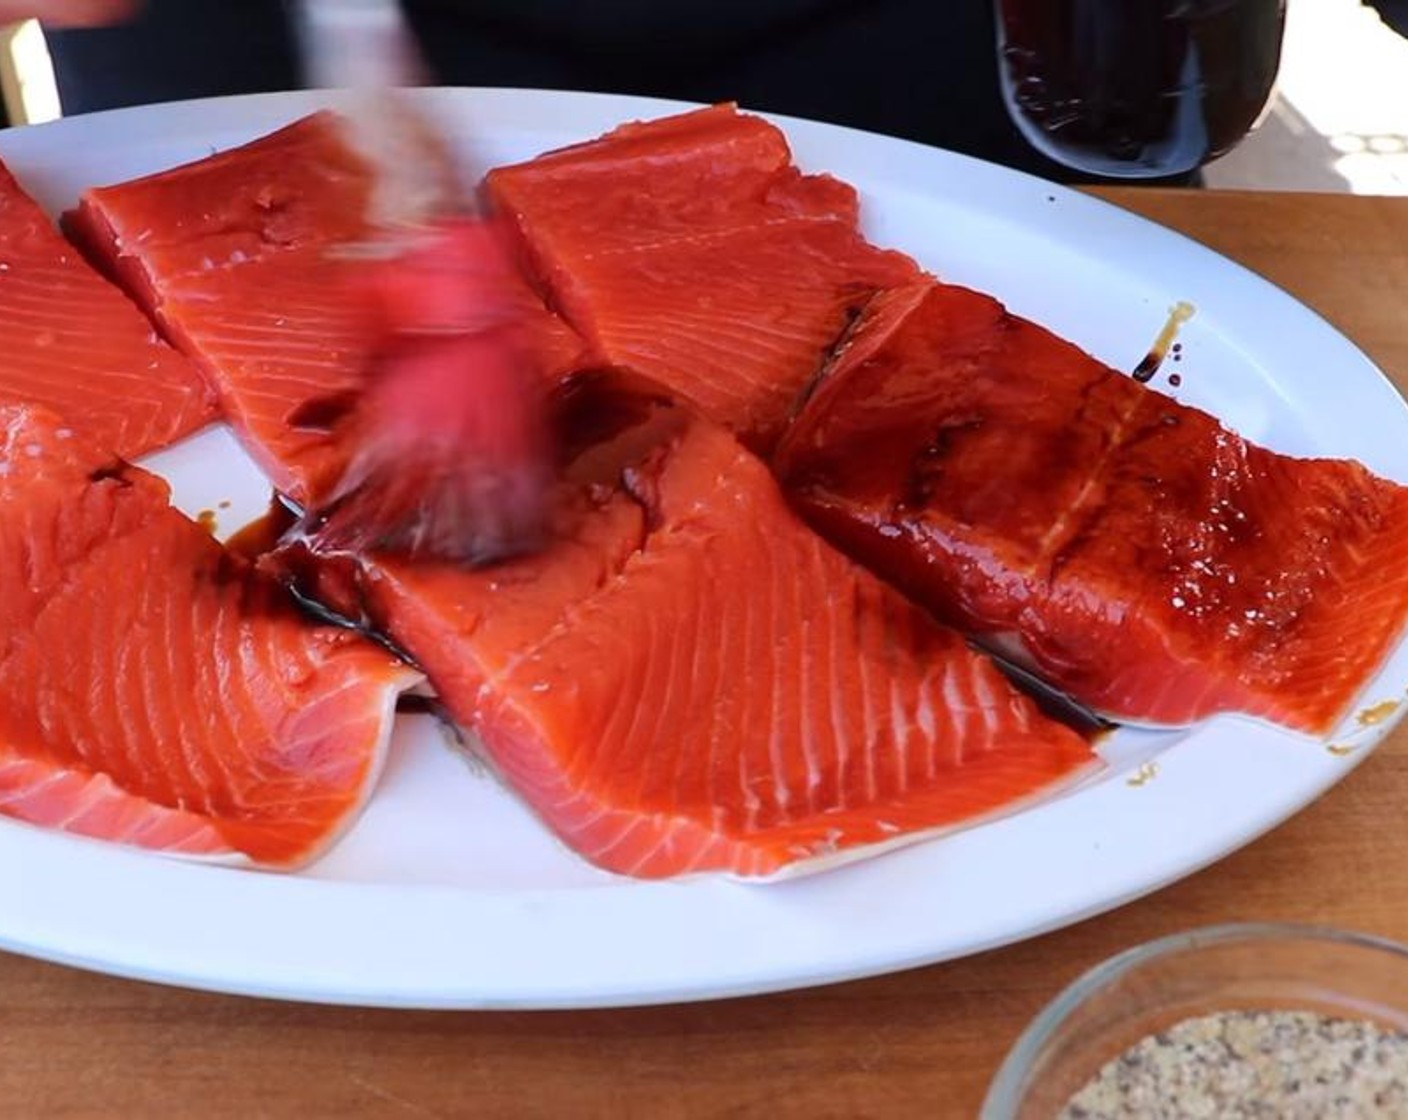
[313,216,554,562]
[295,0,553,564]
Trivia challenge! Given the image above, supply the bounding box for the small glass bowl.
[983,922,1408,1119]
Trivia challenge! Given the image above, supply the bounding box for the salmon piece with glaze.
[775,280,1408,736]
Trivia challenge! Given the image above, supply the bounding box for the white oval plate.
[1,89,1405,1009]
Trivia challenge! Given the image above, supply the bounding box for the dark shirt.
[42,0,1192,185]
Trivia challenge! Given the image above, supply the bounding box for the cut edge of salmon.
[489,102,791,184]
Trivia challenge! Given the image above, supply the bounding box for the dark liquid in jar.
[997,0,1286,178]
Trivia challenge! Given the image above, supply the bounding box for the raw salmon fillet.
[66,112,585,504]
[276,402,1097,879]
[0,161,213,458]
[776,280,1408,736]
[0,404,419,868]
[485,104,921,453]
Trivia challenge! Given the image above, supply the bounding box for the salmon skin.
[65,112,586,507]
[272,392,1098,880]
[775,280,1408,737]
[0,404,419,868]
[485,104,921,454]
[0,161,213,459]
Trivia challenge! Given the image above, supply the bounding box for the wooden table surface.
[7,188,1408,1119]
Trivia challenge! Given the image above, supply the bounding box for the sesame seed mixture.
[1060,1010,1408,1119]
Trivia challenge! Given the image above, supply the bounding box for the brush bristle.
[317,218,554,563]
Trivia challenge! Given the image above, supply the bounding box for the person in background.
[40,0,301,122]
[23,0,1196,186]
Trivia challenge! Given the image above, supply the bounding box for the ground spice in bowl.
[1061,1009,1408,1119]
[982,925,1408,1120]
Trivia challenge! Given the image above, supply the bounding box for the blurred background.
[1203,0,1408,192]
[0,0,1404,194]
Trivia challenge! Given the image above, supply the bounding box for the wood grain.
[7,188,1408,1119]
